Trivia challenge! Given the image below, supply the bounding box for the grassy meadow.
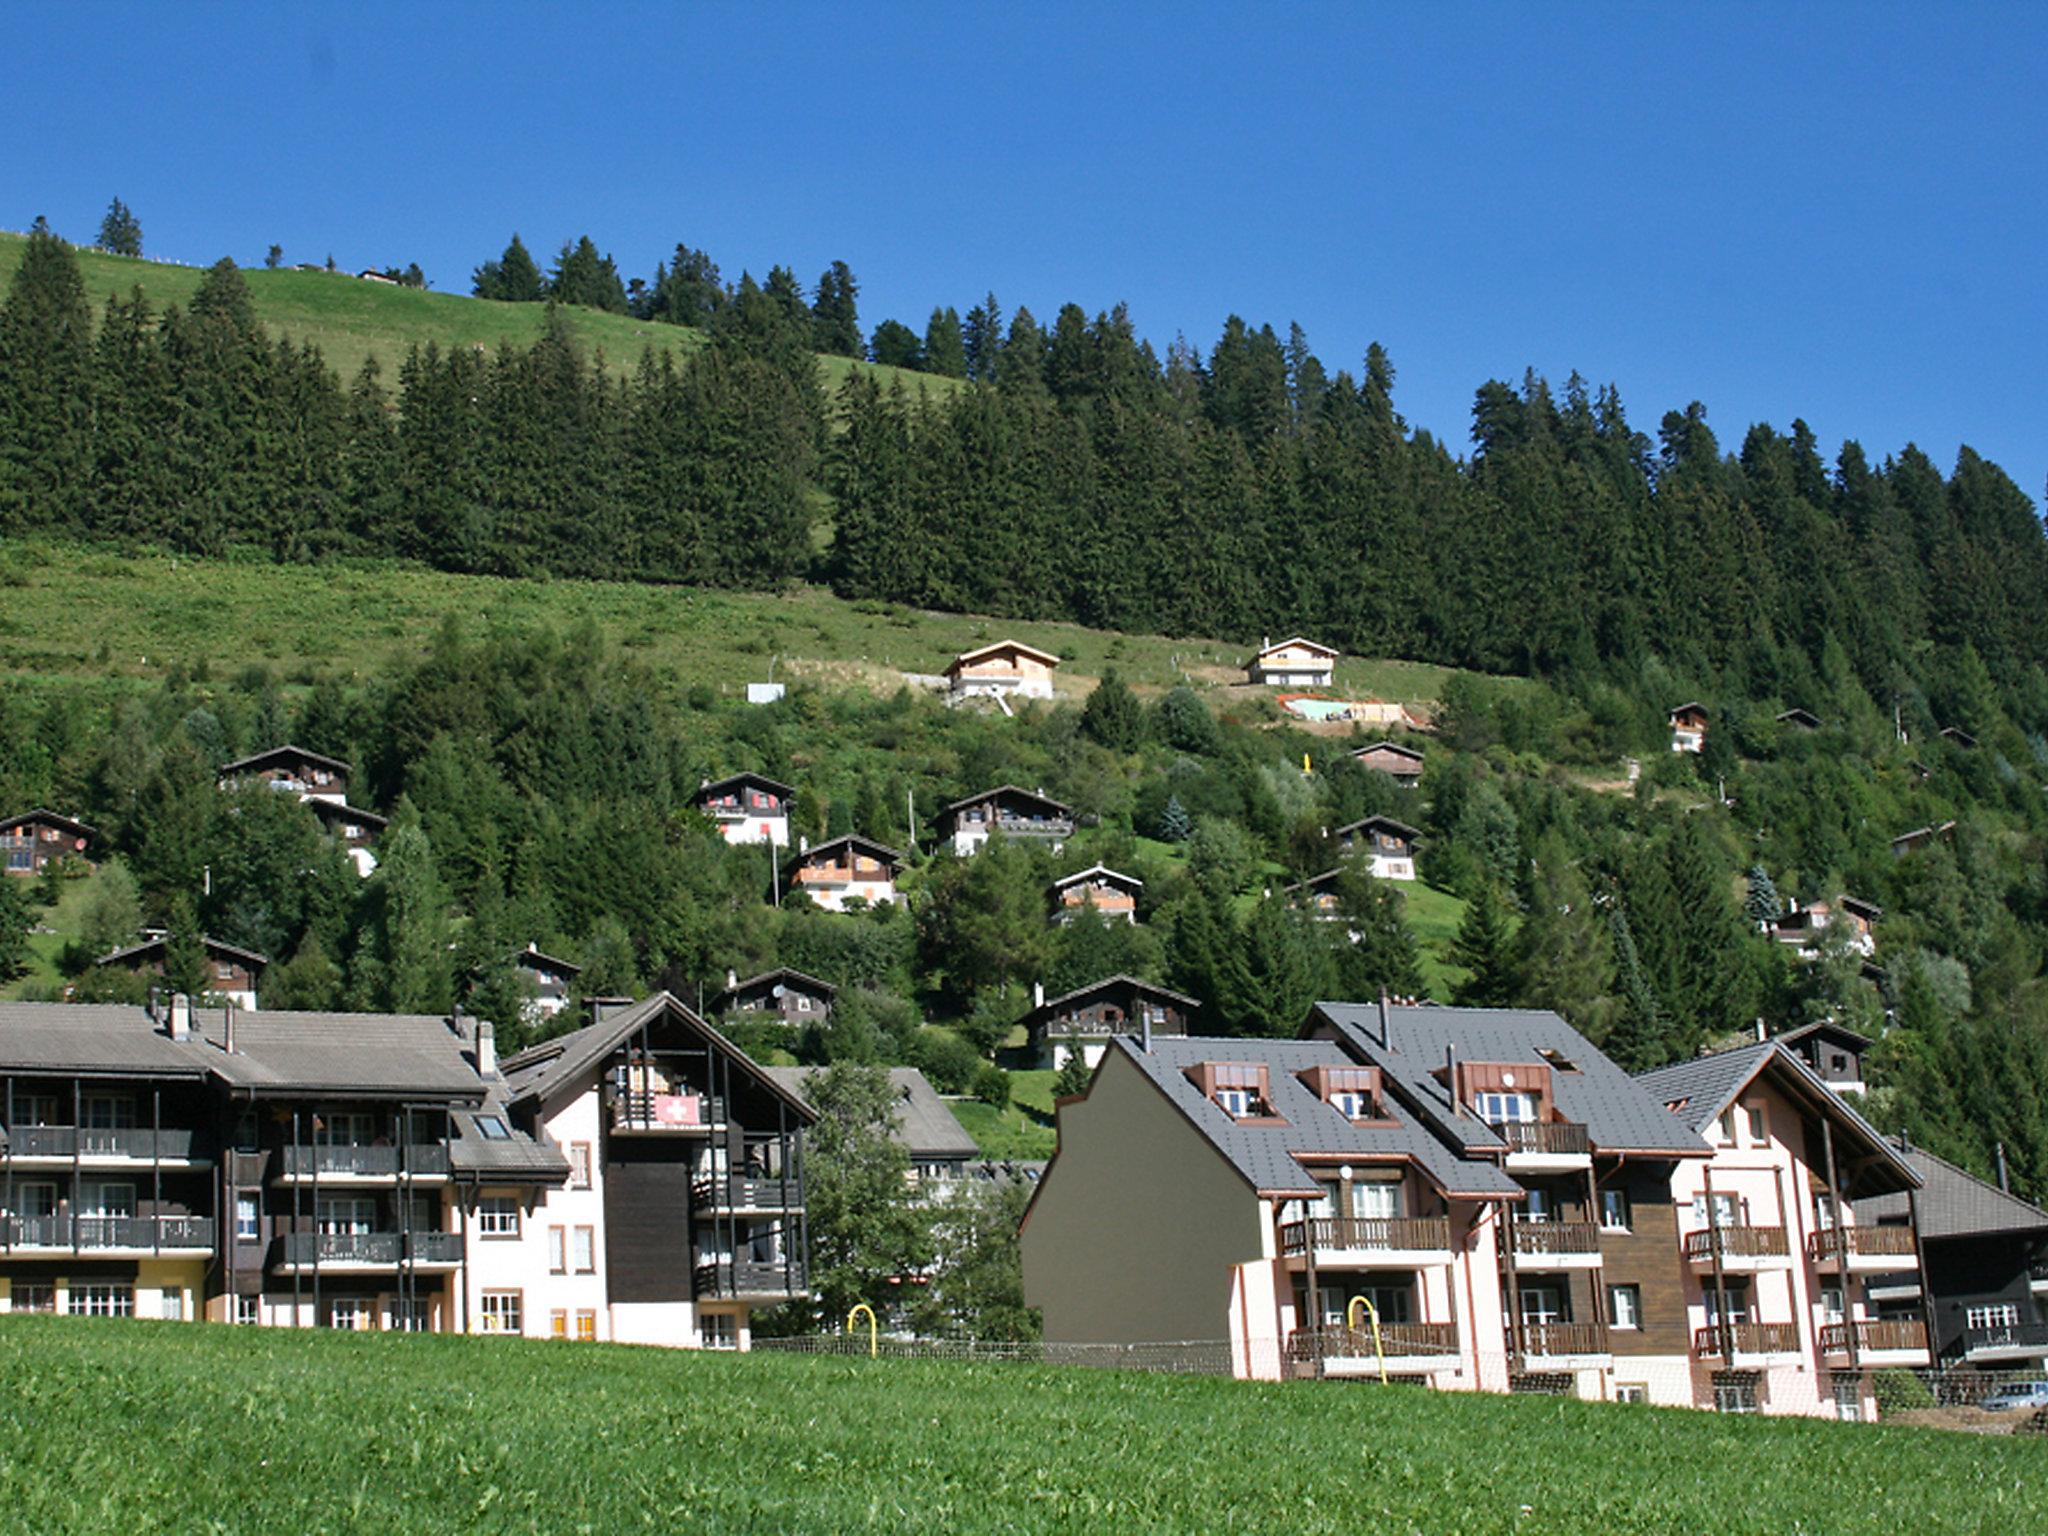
[0,229,941,397]
[0,1317,2036,1535]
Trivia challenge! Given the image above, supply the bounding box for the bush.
[1872,1368,1935,1415]
[913,1029,983,1094]
[972,1063,1012,1109]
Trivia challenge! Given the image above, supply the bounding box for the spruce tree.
[1157,795,1192,843]
[472,233,544,302]
[0,218,94,533]
[868,319,922,370]
[922,306,967,378]
[1744,864,1782,929]
[1450,882,1516,1007]
[810,261,862,357]
[1079,667,1143,750]
[98,197,142,257]
[161,892,211,998]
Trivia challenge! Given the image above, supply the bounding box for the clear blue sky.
[7,3,2044,507]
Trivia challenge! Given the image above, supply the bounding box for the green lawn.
[0,1318,2035,1534]
[0,230,943,399]
[3,866,99,1000]
[1403,880,1473,998]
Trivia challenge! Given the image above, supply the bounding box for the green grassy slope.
[2,1318,2033,1534]
[0,230,942,396]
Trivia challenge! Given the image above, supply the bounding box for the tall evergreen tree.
[810,261,862,357]
[471,233,545,302]
[0,218,94,533]
[922,306,967,378]
[97,197,142,257]
[1450,882,1517,1006]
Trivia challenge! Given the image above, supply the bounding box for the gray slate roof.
[449,1085,571,1183]
[1315,1002,1709,1158]
[1108,1034,1523,1201]
[0,1002,215,1079]
[1857,1146,2048,1240]
[763,1066,979,1161]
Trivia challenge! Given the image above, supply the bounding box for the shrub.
[913,1029,982,1094]
[1872,1368,1935,1414]
[972,1063,1012,1109]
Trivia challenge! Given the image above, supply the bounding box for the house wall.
[950,651,1057,699]
[1021,1050,1270,1353]
[2,820,91,876]
[1354,749,1421,782]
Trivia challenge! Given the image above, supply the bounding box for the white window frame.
[1599,1189,1632,1231]
[1607,1284,1642,1330]
[316,1196,377,1236]
[1476,1091,1537,1125]
[572,1225,596,1274]
[568,1143,592,1189]
[699,1313,740,1350]
[69,1283,134,1317]
[234,1294,260,1326]
[478,1290,523,1334]
[548,1225,566,1274]
[575,1309,598,1342]
[477,1196,521,1239]
[235,1195,260,1242]
[1967,1302,2021,1331]
[1615,1383,1649,1405]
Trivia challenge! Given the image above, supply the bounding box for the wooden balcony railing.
[1285,1322,1460,1364]
[279,1144,451,1178]
[1516,1321,1608,1357]
[1692,1321,1802,1358]
[4,1126,202,1161]
[1807,1226,1917,1262]
[1278,1216,1453,1257]
[694,1259,807,1299]
[1,1214,214,1251]
[1682,1226,1790,1262]
[611,1091,725,1131]
[1492,1122,1591,1156]
[1508,1222,1602,1258]
[1819,1319,1928,1355]
[693,1175,802,1212]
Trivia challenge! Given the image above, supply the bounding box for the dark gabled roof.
[1350,740,1424,767]
[1025,974,1200,1027]
[218,744,352,777]
[1839,895,1882,921]
[1635,1042,1918,1197]
[763,1066,979,1161]
[448,1086,571,1183]
[1669,701,1709,716]
[1250,636,1339,663]
[516,944,581,980]
[1331,815,1422,842]
[1313,1002,1710,1159]
[1776,708,1823,730]
[789,834,903,868]
[0,1002,215,1079]
[713,967,838,1009]
[206,1009,487,1099]
[1281,868,1342,895]
[942,785,1073,819]
[1106,1035,1521,1201]
[697,772,795,800]
[947,639,1061,672]
[1891,821,1958,849]
[1773,1019,1875,1053]
[0,808,99,839]
[1049,864,1142,894]
[1939,726,1978,748]
[1857,1145,2048,1240]
[306,798,388,830]
[97,935,270,971]
[500,992,814,1123]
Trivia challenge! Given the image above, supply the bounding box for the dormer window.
[1330,1091,1370,1118]
[1215,1087,1257,1118]
[1187,1062,1278,1121]
[1298,1065,1381,1120]
[1475,1090,1537,1126]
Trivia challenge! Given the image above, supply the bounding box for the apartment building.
[1021,1001,1929,1418]
[0,992,811,1351]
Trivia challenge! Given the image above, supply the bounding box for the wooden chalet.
[217,745,351,802]
[695,773,794,849]
[1049,865,1142,925]
[516,944,582,1020]
[1668,703,1709,754]
[711,968,837,1026]
[1890,821,1956,859]
[944,640,1060,702]
[96,933,268,1010]
[1349,740,1424,787]
[1770,1020,1873,1096]
[1771,896,1879,959]
[305,797,388,877]
[1330,815,1421,881]
[785,836,902,912]
[1775,708,1823,732]
[1,809,97,877]
[940,786,1074,856]
[1022,975,1199,1068]
[1246,636,1338,689]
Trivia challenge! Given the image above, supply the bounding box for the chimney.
[1445,1044,1459,1114]
[1996,1141,2010,1193]
[167,992,191,1041]
[476,1020,497,1078]
[147,985,161,1025]
[1755,1018,1767,1043]
[726,968,738,990]
[1376,989,1391,1049]
[1032,980,1045,1009]
[221,999,235,1054]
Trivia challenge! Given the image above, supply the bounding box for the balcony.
[610,1091,726,1134]
[270,1230,465,1272]
[3,1126,207,1166]
[1278,1216,1454,1266]
[276,1144,451,1183]
[693,1175,803,1214]
[1,1214,215,1254]
[1491,1121,1592,1172]
[1961,1321,2048,1364]
[1507,1221,1604,1270]
[1682,1225,1791,1271]
[694,1259,807,1301]
[2030,1261,2048,1297]
[1516,1321,1609,1363]
[992,816,1074,840]
[1285,1322,1460,1378]
[1692,1321,1803,1361]
[1808,1225,1917,1272]
[1818,1319,1930,1365]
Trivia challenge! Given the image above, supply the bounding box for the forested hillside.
[1,216,2046,1201]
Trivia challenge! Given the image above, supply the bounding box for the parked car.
[1978,1381,2048,1412]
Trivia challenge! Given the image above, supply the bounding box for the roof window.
[474,1115,511,1141]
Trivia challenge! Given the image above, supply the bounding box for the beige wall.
[1021,1049,1269,1347]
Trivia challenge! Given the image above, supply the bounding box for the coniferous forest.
[4,217,2048,1208]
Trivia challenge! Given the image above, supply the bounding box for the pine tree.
[868,319,922,370]
[1079,668,1144,750]
[265,244,283,270]
[1053,1048,1095,1101]
[161,892,211,998]
[1744,864,1782,929]
[0,876,31,981]
[962,292,1002,382]
[1450,882,1517,1006]
[922,306,966,378]
[1157,795,1192,843]
[98,197,142,257]
[810,261,862,357]
[0,218,94,533]
[472,233,544,302]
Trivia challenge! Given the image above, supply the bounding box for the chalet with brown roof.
[1669,703,1709,754]
[1331,815,1420,880]
[695,773,794,849]
[1247,636,1338,689]
[305,797,388,877]
[1770,896,1879,959]
[1350,740,1424,787]
[1775,708,1822,732]
[1,810,97,877]
[96,933,268,1010]
[1939,726,1978,750]
[944,640,1059,702]
[217,745,351,803]
[785,836,902,912]
[712,968,837,1027]
[940,786,1074,857]
[515,944,582,1020]
[1050,865,1142,925]
[1021,974,1198,1068]
[1281,869,1346,920]
[1890,821,1956,858]
[1770,1021,1873,1096]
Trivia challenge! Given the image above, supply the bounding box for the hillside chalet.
[1021,975,1198,1068]
[695,774,794,849]
[1669,704,1709,754]
[944,640,1060,702]
[305,798,388,877]
[786,836,901,912]
[515,945,582,1021]
[94,934,269,1011]
[1331,815,1421,880]
[939,787,1074,857]
[1776,709,1823,732]
[1049,866,1142,925]
[711,968,837,1027]
[1890,822,1956,858]
[1246,637,1337,689]
[1349,741,1424,788]
[217,746,351,803]
[1770,897,1879,959]
[1,810,97,877]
